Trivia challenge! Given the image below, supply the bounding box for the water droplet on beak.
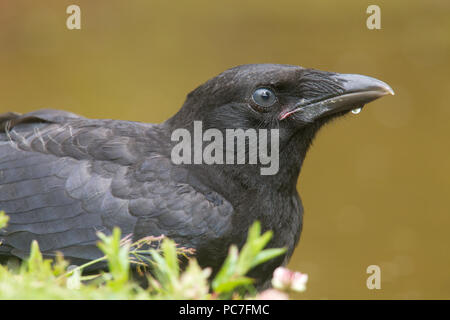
[351,105,364,115]
[352,108,362,114]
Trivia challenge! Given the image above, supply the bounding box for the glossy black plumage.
[0,64,393,286]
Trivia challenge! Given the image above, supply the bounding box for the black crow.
[0,64,393,286]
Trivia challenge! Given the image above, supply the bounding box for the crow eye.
[252,88,277,108]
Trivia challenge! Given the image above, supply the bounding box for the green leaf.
[161,239,179,278]
[147,239,183,295]
[212,245,239,291]
[236,228,273,275]
[97,228,130,289]
[25,240,53,280]
[0,211,9,230]
[213,276,254,293]
[27,240,44,274]
[212,221,287,297]
[251,248,286,269]
[247,221,261,242]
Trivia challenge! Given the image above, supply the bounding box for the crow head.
[167,64,393,187]
[170,64,393,133]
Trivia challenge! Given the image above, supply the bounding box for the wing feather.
[0,109,233,267]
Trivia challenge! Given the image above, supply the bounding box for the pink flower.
[256,289,289,300]
[271,267,308,292]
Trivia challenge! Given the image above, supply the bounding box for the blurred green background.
[1,0,449,299]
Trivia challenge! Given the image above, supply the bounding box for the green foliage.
[0,212,293,300]
[147,238,212,299]
[212,222,286,297]
[97,228,130,290]
[0,211,8,230]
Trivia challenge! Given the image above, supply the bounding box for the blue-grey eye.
[252,88,277,107]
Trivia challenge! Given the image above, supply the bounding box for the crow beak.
[279,73,394,121]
